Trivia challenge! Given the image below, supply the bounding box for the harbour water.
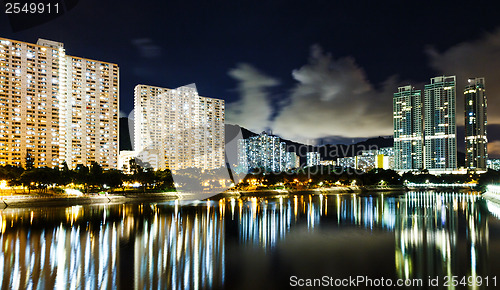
[1,191,500,289]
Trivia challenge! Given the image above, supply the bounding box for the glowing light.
[65,188,83,196]
[487,185,500,193]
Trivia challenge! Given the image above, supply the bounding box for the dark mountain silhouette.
[120,122,465,167]
[226,124,465,167]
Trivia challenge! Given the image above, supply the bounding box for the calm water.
[1,192,500,289]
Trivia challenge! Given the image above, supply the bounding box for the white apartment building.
[306,152,321,167]
[0,37,119,169]
[134,84,224,171]
[237,132,288,173]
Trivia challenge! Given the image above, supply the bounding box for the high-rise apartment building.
[424,76,457,171]
[134,84,224,171]
[306,152,321,167]
[393,85,423,171]
[238,132,287,173]
[0,37,118,169]
[464,78,487,171]
[286,152,300,169]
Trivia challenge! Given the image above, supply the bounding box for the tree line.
[236,165,500,191]
[0,162,175,194]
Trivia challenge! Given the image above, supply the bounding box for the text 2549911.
[4,2,60,14]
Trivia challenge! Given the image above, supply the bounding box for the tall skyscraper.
[464,77,487,171]
[0,37,119,169]
[134,84,225,171]
[424,76,457,171]
[393,86,423,171]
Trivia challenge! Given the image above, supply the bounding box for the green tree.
[154,169,174,191]
[75,165,91,193]
[0,165,24,187]
[20,167,60,194]
[88,162,104,191]
[102,170,124,192]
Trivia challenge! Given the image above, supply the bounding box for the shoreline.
[217,186,407,198]
[0,193,179,209]
[218,185,477,198]
[0,185,481,208]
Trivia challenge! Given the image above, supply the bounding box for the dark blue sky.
[1,0,499,114]
[2,0,500,152]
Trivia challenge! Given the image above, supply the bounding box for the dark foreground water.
[1,192,500,289]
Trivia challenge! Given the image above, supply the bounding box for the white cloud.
[132,38,162,58]
[226,63,279,133]
[488,140,500,158]
[119,110,129,118]
[271,45,395,142]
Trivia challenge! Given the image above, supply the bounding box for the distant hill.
[226,124,465,167]
[226,124,393,164]
[120,122,465,167]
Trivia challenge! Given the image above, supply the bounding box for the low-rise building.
[487,159,500,171]
[337,147,394,172]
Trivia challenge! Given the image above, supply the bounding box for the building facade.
[134,84,224,171]
[464,78,487,171]
[306,152,321,167]
[238,132,288,173]
[393,85,423,171]
[286,151,300,169]
[337,147,394,172]
[424,76,457,171]
[0,37,118,169]
[319,160,335,166]
[337,156,356,169]
[487,159,500,171]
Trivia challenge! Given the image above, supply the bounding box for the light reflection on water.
[0,192,498,289]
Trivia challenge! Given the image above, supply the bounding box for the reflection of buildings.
[337,194,396,230]
[132,202,225,289]
[0,37,119,169]
[394,192,487,282]
[464,78,487,172]
[133,84,225,171]
[235,194,397,249]
[0,192,494,288]
[0,206,121,289]
[239,197,294,249]
[0,203,226,289]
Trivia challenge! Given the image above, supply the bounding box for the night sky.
[1,0,500,154]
